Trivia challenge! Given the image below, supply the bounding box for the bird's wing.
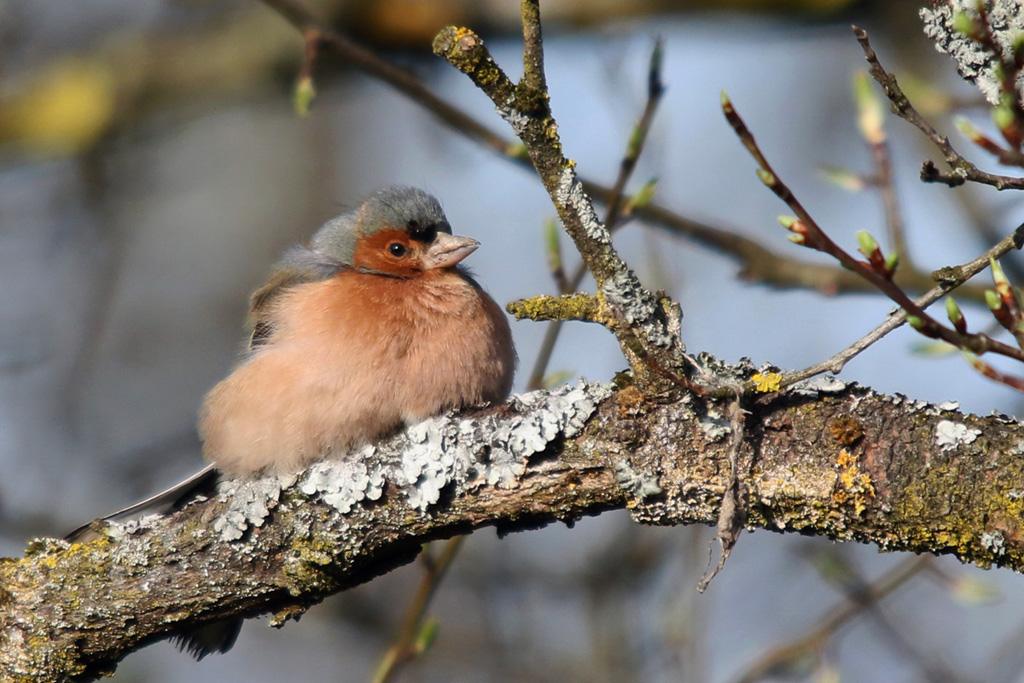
[247,246,346,349]
[66,464,219,542]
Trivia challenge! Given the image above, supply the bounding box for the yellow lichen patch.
[833,448,875,516]
[752,372,782,393]
[835,449,856,468]
[506,293,603,324]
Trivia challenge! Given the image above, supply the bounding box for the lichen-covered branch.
[524,39,665,392]
[6,373,1024,680]
[507,293,604,323]
[431,21,688,391]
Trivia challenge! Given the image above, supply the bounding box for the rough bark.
[3,371,1024,681]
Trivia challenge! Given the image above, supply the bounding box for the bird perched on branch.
[202,185,516,475]
[68,185,516,657]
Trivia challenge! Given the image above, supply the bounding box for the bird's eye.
[388,242,407,257]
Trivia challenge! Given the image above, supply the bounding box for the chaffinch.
[68,186,517,657]
[202,185,516,475]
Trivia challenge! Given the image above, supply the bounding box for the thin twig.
[808,551,958,683]
[853,25,1024,191]
[733,555,930,683]
[260,0,516,157]
[964,352,1024,392]
[526,39,665,390]
[869,136,910,267]
[372,537,466,683]
[598,184,987,303]
[257,0,998,306]
[723,92,1024,364]
[971,3,1024,156]
[526,321,566,391]
[603,39,664,238]
[785,222,1024,384]
[520,0,546,97]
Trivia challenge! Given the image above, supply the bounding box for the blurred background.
[3,0,1024,681]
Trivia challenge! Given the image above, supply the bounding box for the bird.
[67,185,517,658]
[201,185,516,475]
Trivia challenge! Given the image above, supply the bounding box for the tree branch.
[5,373,1024,679]
[854,25,1024,191]
[507,293,604,323]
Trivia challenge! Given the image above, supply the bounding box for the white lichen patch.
[500,102,531,137]
[214,472,297,541]
[210,381,612,541]
[105,513,166,542]
[701,410,732,442]
[600,270,674,348]
[935,419,982,452]
[790,375,847,396]
[980,529,1006,556]
[555,167,611,246]
[614,460,663,499]
[920,0,1024,105]
[550,167,677,351]
[301,457,385,513]
[108,536,154,568]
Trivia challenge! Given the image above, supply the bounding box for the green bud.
[505,142,528,158]
[720,90,732,110]
[946,296,966,332]
[911,340,957,356]
[854,71,885,144]
[949,574,1002,605]
[627,124,643,156]
[946,296,963,322]
[293,76,316,117]
[631,179,658,209]
[787,233,806,245]
[756,168,775,186]
[906,315,924,330]
[990,256,1010,288]
[414,618,439,653]
[884,251,899,274]
[543,370,575,389]
[986,289,1002,311]
[856,230,879,258]
[819,166,866,192]
[777,215,798,229]
[955,116,983,141]
[544,219,562,272]
[993,104,1015,134]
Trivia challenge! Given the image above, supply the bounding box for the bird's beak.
[423,233,480,269]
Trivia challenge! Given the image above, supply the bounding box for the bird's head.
[310,186,480,278]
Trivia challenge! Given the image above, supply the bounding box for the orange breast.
[199,269,515,476]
